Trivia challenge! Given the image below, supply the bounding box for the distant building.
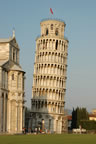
[67,115,72,130]
[92,109,96,115]
[0,31,25,133]
[31,19,69,133]
[89,109,96,121]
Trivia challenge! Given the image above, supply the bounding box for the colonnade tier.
[33,75,66,88]
[32,87,65,101]
[32,99,65,105]
[31,98,65,105]
[33,74,67,81]
[31,99,65,114]
[36,50,68,57]
[35,50,68,60]
[36,38,68,51]
[34,63,67,77]
[34,63,67,69]
[32,87,66,93]
[35,58,67,66]
[32,82,66,91]
[35,55,67,65]
[35,39,68,64]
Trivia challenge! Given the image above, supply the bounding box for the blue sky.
[0,0,96,112]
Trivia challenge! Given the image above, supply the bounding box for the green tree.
[71,108,77,129]
[71,107,89,129]
[25,107,31,130]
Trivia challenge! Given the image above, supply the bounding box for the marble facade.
[0,32,25,133]
[31,19,68,133]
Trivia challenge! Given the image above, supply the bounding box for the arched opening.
[55,40,58,50]
[46,29,48,35]
[12,74,14,80]
[13,49,15,61]
[55,28,58,36]
[51,24,53,30]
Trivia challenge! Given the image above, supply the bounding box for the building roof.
[0,30,16,43]
[10,64,25,72]
[89,114,96,118]
[0,37,13,43]
[67,115,72,121]
[40,18,66,25]
[0,60,25,73]
[0,35,19,50]
[0,60,8,66]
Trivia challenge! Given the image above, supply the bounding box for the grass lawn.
[0,134,96,144]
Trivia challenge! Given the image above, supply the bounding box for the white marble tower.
[31,19,68,133]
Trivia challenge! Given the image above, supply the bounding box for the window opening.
[55,28,58,35]
[13,49,15,61]
[46,29,48,35]
[12,74,14,80]
[55,40,58,50]
[51,24,53,30]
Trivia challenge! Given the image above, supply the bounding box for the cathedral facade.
[0,32,25,133]
[31,19,68,133]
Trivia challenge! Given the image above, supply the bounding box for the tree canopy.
[71,107,89,129]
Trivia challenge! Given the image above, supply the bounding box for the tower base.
[30,112,68,134]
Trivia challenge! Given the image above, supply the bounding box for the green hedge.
[80,120,96,130]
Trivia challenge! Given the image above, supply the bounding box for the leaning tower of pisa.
[31,19,68,133]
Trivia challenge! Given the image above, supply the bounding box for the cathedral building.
[31,19,68,133]
[0,31,25,133]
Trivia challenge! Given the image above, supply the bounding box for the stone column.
[1,95,4,132]
[53,117,56,133]
[15,49,16,62]
[5,95,7,132]
[14,101,17,132]
[17,51,19,64]
[0,67,2,87]
[0,68,2,127]
[53,40,55,50]
[58,41,60,51]
[0,94,3,132]
[7,99,10,133]
[12,48,13,61]
[3,94,6,132]
[21,73,23,91]
[59,120,62,134]
[20,104,23,133]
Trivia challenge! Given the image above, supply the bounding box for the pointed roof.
[10,64,25,72]
[0,31,17,42]
[12,29,15,38]
[0,37,13,43]
[0,60,25,73]
[0,31,19,49]
[0,60,8,66]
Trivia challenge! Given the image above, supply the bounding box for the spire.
[12,28,15,38]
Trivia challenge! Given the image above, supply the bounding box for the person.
[45,128,47,133]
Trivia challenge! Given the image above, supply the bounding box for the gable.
[10,37,19,50]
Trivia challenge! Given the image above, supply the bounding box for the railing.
[41,18,66,25]
[36,35,69,42]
